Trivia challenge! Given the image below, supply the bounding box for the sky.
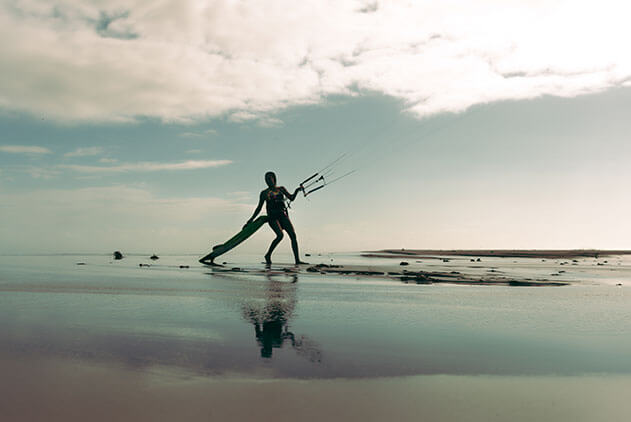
[1,0,630,254]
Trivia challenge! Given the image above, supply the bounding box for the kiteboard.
[199,215,269,265]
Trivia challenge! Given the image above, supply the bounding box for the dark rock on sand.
[305,253,311,257]
[400,261,409,266]
[400,274,431,284]
[179,265,190,269]
[509,280,566,287]
[113,251,123,260]
[76,262,86,265]
[314,263,341,269]
[150,254,159,260]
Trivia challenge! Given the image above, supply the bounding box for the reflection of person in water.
[242,276,321,362]
[245,171,308,266]
[253,302,294,358]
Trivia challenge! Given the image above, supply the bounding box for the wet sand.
[3,356,631,422]
[209,249,631,286]
[2,253,631,421]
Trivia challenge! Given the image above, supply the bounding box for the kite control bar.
[297,169,355,198]
[294,154,355,200]
[304,184,325,196]
[300,173,326,197]
[300,172,319,186]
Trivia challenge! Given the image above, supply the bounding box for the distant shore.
[362,249,631,259]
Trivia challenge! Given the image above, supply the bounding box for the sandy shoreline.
[362,249,631,259]
[2,356,631,422]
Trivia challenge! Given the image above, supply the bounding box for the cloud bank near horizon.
[59,159,233,173]
[0,185,252,253]
[0,145,52,154]
[2,0,630,123]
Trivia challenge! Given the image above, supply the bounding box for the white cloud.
[178,132,204,138]
[257,117,284,128]
[179,128,217,137]
[227,191,251,200]
[0,145,51,154]
[25,166,60,179]
[59,159,232,173]
[64,146,104,157]
[229,111,283,127]
[229,111,259,123]
[1,1,630,122]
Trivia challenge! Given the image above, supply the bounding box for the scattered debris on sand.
[301,264,568,287]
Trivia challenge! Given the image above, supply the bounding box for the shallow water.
[2,254,631,421]
[1,254,630,379]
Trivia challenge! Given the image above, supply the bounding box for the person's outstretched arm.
[244,191,265,228]
[280,186,303,201]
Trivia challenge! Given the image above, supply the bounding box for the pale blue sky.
[2,88,630,254]
[1,1,630,254]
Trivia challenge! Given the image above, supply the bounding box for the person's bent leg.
[265,219,284,264]
[280,216,306,265]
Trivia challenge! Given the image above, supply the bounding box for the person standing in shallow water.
[245,171,308,265]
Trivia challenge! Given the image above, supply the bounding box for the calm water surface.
[1,254,630,379]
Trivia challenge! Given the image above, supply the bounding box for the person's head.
[265,171,276,188]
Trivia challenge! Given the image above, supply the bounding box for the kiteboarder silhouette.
[245,172,308,266]
[199,160,353,266]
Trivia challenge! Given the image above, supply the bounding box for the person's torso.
[265,188,286,216]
